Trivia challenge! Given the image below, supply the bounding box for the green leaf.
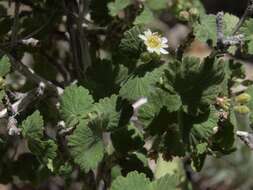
[21,110,44,139]
[111,171,151,190]
[28,139,57,164]
[68,120,104,172]
[111,171,178,190]
[108,0,132,16]
[120,65,166,102]
[211,110,235,153]
[92,95,120,130]
[151,174,178,190]
[193,14,216,44]
[0,55,11,77]
[193,13,239,45]
[222,13,239,36]
[189,111,218,146]
[21,111,57,165]
[161,125,186,157]
[119,26,145,56]
[138,88,181,127]
[240,19,253,54]
[146,0,168,11]
[60,85,94,124]
[120,77,150,102]
[196,143,208,155]
[164,56,226,115]
[111,123,144,154]
[134,6,154,25]
[0,90,5,101]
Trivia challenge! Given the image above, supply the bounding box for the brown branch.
[11,1,20,48]
[0,50,63,95]
[63,0,91,80]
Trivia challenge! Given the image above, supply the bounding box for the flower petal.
[160,48,169,54]
[162,37,168,43]
[147,47,155,53]
[162,43,169,48]
[139,34,147,41]
[154,49,161,55]
[144,29,152,37]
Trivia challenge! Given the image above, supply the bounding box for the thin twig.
[11,1,20,48]
[63,0,91,80]
[0,12,56,48]
[0,83,46,119]
[216,12,224,46]
[0,49,63,95]
[236,130,253,150]
[232,0,253,35]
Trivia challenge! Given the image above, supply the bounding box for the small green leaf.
[120,26,145,56]
[108,0,132,16]
[146,0,168,11]
[92,95,120,131]
[193,13,239,45]
[0,90,5,101]
[120,65,166,102]
[151,174,178,190]
[68,120,104,172]
[21,110,44,139]
[120,77,150,102]
[196,143,208,154]
[0,55,11,77]
[240,19,253,54]
[21,111,57,165]
[138,88,181,127]
[111,123,144,154]
[28,139,57,164]
[111,171,151,190]
[60,85,94,124]
[134,6,154,25]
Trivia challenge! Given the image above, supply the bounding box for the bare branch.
[232,0,253,35]
[63,0,91,80]
[0,50,63,95]
[237,130,253,150]
[216,12,224,46]
[11,1,20,47]
[216,12,244,50]
[0,84,47,119]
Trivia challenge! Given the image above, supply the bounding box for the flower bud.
[189,8,199,17]
[234,105,250,114]
[235,93,251,104]
[179,11,190,21]
[140,52,152,63]
[216,96,230,111]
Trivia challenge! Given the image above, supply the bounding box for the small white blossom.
[139,29,168,55]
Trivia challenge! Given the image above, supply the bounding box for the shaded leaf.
[0,55,11,77]
[108,0,132,16]
[134,6,154,25]
[68,120,104,172]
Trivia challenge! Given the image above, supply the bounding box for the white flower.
[139,29,168,55]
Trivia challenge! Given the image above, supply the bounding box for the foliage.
[0,0,252,189]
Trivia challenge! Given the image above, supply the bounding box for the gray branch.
[232,0,253,35]
[236,130,253,150]
[0,83,47,119]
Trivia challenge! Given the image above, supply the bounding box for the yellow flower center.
[147,34,161,48]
